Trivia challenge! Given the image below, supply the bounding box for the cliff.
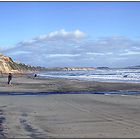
[0,54,46,73]
[0,54,17,73]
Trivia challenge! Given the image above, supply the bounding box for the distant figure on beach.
[34,74,37,77]
[123,75,128,78]
[8,73,12,84]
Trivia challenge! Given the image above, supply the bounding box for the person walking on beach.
[8,73,12,84]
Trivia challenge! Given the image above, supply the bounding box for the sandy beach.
[0,94,140,138]
[0,74,139,138]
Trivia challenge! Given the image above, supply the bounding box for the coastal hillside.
[0,54,46,73]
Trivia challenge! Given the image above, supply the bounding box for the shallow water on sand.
[0,91,139,96]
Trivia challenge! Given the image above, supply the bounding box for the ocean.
[37,68,140,83]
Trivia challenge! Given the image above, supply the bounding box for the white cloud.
[47,54,81,58]
[86,52,105,56]
[86,52,114,56]
[16,29,86,48]
[119,51,140,56]
[34,29,86,42]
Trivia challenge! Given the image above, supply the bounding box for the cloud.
[18,29,86,47]
[86,52,105,55]
[47,54,81,58]
[86,52,114,56]
[119,50,140,56]
[46,29,86,40]
[1,30,140,67]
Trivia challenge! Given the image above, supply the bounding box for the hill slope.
[0,54,46,73]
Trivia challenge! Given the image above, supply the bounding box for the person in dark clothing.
[34,74,37,77]
[8,73,12,84]
[123,75,128,78]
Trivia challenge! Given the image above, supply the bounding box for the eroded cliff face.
[0,54,47,73]
[0,54,20,73]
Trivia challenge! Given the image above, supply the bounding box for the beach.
[0,74,140,93]
[1,1,140,138]
[0,74,140,138]
[1,94,140,138]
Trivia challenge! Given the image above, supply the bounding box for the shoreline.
[0,73,139,93]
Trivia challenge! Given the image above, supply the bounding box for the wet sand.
[0,94,140,138]
[0,74,139,138]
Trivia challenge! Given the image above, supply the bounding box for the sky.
[0,2,140,68]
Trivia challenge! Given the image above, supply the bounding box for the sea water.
[37,68,140,83]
